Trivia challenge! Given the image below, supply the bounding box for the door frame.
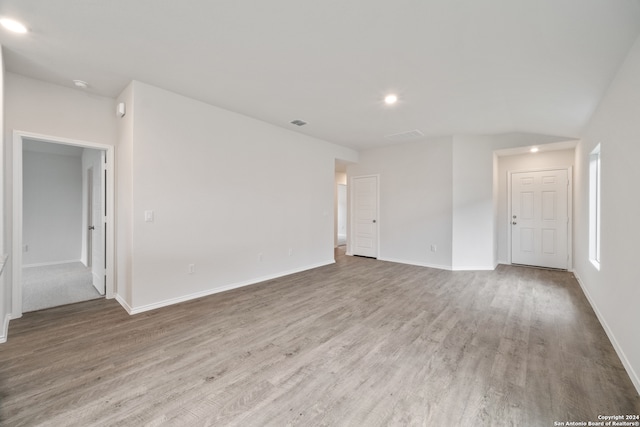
[12,130,116,319]
[335,183,347,247]
[348,174,380,258]
[507,167,573,269]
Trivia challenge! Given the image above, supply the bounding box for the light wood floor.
[1,250,638,426]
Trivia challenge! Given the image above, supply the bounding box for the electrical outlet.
[430,244,437,252]
[188,264,195,274]
[258,253,263,262]
[288,248,293,256]
[24,244,29,252]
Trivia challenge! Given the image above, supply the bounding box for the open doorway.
[333,159,349,259]
[337,184,347,246]
[21,140,105,311]
[13,131,115,318]
[335,160,349,258]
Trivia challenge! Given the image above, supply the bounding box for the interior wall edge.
[573,270,640,395]
[114,294,133,315]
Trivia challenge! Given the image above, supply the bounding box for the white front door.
[511,169,569,269]
[352,176,378,258]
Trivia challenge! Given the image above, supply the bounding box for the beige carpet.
[22,262,102,312]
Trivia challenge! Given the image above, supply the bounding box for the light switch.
[144,210,154,222]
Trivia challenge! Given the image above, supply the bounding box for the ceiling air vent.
[384,129,425,141]
[290,119,307,126]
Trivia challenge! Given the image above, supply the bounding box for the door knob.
[88,226,95,230]
[512,221,517,225]
[373,220,377,223]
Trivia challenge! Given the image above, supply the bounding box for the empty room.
[0,1,639,426]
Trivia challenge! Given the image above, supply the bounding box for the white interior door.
[352,176,378,258]
[511,169,568,269]
[87,167,94,268]
[88,152,106,295]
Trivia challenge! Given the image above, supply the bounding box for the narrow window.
[589,144,601,269]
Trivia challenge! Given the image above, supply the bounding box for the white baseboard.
[125,260,336,315]
[379,257,452,271]
[573,271,640,396]
[23,259,81,268]
[452,265,496,271]
[115,294,134,314]
[0,313,10,344]
[344,255,496,272]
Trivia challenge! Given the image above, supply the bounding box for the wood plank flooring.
[1,250,638,426]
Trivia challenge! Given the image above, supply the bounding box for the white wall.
[1,45,8,343]
[117,81,358,311]
[574,34,640,394]
[4,74,357,318]
[5,73,117,145]
[451,133,572,270]
[496,149,575,264]
[4,73,117,321]
[452,135,496,270]
[116,82,134,306]
[348,137,454,269]
[349,134,572,271]
[23,149,83,265]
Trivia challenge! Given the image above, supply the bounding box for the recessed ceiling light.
[384,94,398,105]
[73,80,89,89]
[0,18,28,34]
[530,147,539,153]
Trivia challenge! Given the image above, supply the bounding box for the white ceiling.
[1,0,639,150]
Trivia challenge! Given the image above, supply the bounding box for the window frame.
[589,144,601,270]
